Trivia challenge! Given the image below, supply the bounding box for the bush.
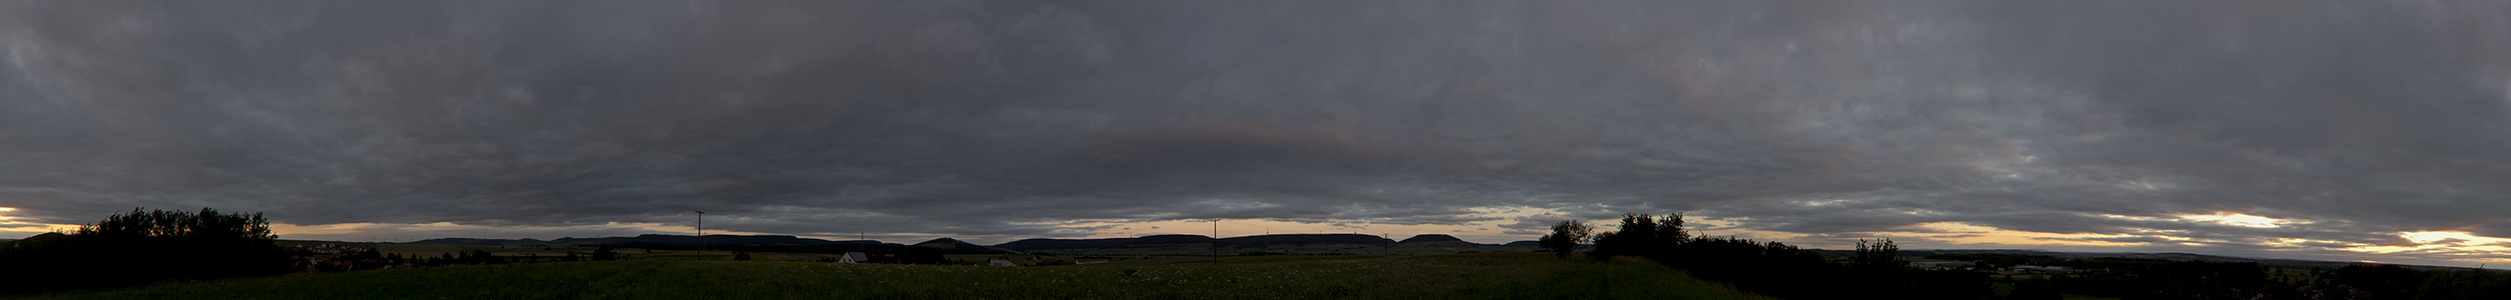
[593,245,618,261]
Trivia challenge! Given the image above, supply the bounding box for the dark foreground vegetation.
[1543,212,2511,300]
[14,252,1772,300]
[1544,213,1987,300]
[10,208,2509,299]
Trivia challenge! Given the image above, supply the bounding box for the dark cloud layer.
[2,1,2507,261]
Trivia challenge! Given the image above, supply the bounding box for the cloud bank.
[1,1,2507,265]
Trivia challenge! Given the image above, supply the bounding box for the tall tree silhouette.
[1537,220,1593,258]
[1588,213,1688,261]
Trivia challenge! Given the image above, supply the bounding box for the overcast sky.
[3,1,2508,267]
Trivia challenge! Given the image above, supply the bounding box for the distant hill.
[563,234,872,247]
[989,236,1138,250]
[0,232,68,249]
[1398,234,1466,244]
[416,233,919,249]
[995,233,1394,251]
[1220,234,1394,247]
[913,238,1021,254]
[370,232,2478,272]
[407,237,549,246]
[994,233,1537,256]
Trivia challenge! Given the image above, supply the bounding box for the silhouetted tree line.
[0,208,293,294]
[301,248,516,272]
[1553,213,2511,300]
[1546,213,1991,300]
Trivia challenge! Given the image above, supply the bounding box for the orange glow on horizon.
[2175,212,2290,228]
[0,207,82,236]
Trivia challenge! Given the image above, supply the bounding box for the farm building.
[988,258,1018,267]
[835,252,868,264]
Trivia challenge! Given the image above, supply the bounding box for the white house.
[988,258,1019,267]
[836,252,868,264]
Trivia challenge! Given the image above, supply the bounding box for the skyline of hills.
[405,233,1529,251]
[10,230,2489,271]
[375,233,2489,271]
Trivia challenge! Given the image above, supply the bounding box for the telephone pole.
[694,210,706,260]
[1211,219,1221,265]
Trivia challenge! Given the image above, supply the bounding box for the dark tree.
[733,251,753,261]
[593,245,618,261]
[1853,238,1906,271]
[1536,220,1593,258]
[1588,213,1688,261]
[1576,211,1992,300]
[0,207,291,294]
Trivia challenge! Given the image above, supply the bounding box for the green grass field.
[17,253,1775,300]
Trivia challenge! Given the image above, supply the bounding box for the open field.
[17,252,1775,300]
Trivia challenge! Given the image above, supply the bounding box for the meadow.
[17,252,1775,300]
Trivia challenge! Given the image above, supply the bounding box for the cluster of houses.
[292,243,373,255]
[2004,265,2075,274]
[1907,261,2078,274]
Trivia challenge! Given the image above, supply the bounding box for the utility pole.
[1211,219,1220,265]
[694,210,706,260]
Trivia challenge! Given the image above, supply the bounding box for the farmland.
[16,252,1774,300]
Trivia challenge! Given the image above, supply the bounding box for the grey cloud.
[1,0,2507,256]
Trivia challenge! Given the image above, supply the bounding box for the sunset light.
[2176,213,2289,228]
